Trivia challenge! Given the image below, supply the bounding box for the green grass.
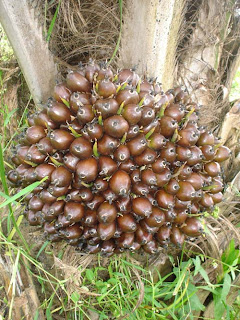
[230,66,240,102]
[1,14,240,319]
[1,94,239,319]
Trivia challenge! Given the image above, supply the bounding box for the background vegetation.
[0,1,240,319]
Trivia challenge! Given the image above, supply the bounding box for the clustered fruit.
[7,61,231,256]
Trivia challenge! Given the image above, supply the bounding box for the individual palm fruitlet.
[7,62,231,256]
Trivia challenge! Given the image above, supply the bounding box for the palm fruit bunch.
[7,61,231,256]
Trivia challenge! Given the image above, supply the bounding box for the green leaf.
[36,241,49,259]
[0,177,48,208]
[86,269,94,282]
[221,273,231,301]
[71,292,80,303]
[108,0,122,64]
[46,1,61,42]
[4,108,17,127]
[214,274,232,320]
[33,310,39,320]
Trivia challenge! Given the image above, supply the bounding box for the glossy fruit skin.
[122,104,142,125]
[51,166,72,187]
[8,65,230,255]
[49,129,74,150]
[109,170,131,196]
[117,214,137,233]
[103,115,129,138]
[97,202,117,224]
[70,137,93,159]
[181,217,203,237]
[76,158,98,182]
[214,146,231,162]
[64,202,85,223]
[26,126,46,144]
[66,71,91,92]
[47,101,71,123]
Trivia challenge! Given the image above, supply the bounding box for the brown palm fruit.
[26,145,47,164]
[51,166,72,187]
[148,133,167,150]
[143,240,158,254]
[155,168,172,187]
[122,104,142,125]
[98,134,119,155]
[135,226,153,245]
[127,134,147,156]
[37,137,54,155]
[98,222,116,241]
[95,98,119,119]
[83,210,98,226]
[60,224,83,239]
[97,202,117,224]
[8,64,230,254]
[160,141,176,163]
[116,232,135,249]
[117,214,137,233]
[214,146,231,162]
[144,207,165,227]
[76,158,98,183]
[114,145,130,162]
[103,115,129,138]
[101,239,115,255]
[170,225,185,247]
[173,208,188,224]
[28,195,44,211]
[156,225,171,245]
[132,197,152,217]
[66,71,91,92]
[87,194,104,210]
[25,126,46,144]
[156,190,174,209]
[141,169,157,186]
[49,129,74,150]
[69,137,92,159]
[47,101,71,124]
[98,156,117,177]
[64,202,85,223]
[53,82,71,102]
[159,116,178,137]
[165,179,180,195]
[140,220,159,234]
[129,241,141,252]
[126,125,140,139]
[178,129,199,147]
[152,158,167,173]
[204,162,221,177]
[63,153,80,172]
[116,89,139,105]
[109,170,131,196]
[200,145,215,161]
[165,104,185,122]
[210,192,223,204]
[118,159,135,173]
[77,104,95,124]
[97,78,116,98]
[181,217,203,237]
[197,131,215,146]
[134,148,157,166]
[132,182,150,196]
[116,196,132,214]
[33,111,57,129]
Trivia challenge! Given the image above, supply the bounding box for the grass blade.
[46,1,61,42]
[108,0,122,65]
[0,177,48,209]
